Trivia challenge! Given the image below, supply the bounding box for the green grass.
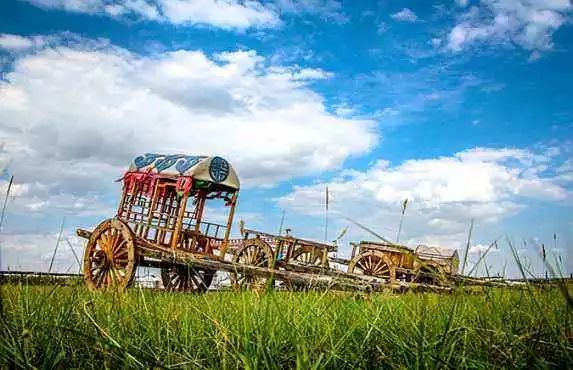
[1,283,571,369]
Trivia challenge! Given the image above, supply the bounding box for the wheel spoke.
[112,237,125,255]
[113,230,123,252]
[95,268,106,287]
[101,232,112,252]
[189,271,202,290]
[372,258,384,274]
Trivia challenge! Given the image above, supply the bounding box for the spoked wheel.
[230,238,274,291]
[291,247,327,267]
[83,219,136,291]
[287,247,328,291]
[348,251,396,283]
[161,264,215,293]
[414,265,446,286]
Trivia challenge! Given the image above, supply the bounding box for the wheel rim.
[415,266,444,285]
[291,248,324,266]
[349,251,395,283]
[161,264,214,292]
[231,240,273,291]
[287,248,326,291]
[83,219,136,291]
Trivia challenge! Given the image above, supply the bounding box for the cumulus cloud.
[445,0,573,54]
[390,8,418,22]
[0,35,376,216]
[277,147,570,250]
[25,0,280,30]
[0,34,39,50]
[157,0,280,28]
[23,0,348,30]
[469,243,499,254]
[0,230,85,272]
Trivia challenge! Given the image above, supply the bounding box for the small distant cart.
[231,227,335,290]
[338,241,459,285]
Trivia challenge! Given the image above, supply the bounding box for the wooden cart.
[77,153,461,293]
[332,241,459,286]
[230,227,335,290]
[77,153,338,292]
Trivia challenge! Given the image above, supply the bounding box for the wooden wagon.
[332,240,459,286]
[77,153,336,292]
[233,227,335,289]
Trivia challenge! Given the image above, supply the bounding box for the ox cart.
[77,154,338,292]
[77,153,459,293]
[330,241,459,286]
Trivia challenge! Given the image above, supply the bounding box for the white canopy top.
[415,245,458,259]
[128,154,240,190]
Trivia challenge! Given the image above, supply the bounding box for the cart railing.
[197,221,227,239]
[242,228,337,252]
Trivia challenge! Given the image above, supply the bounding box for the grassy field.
[1,283,571,369]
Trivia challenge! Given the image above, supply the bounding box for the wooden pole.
[324,186,329,242]
[65,238,82,273]
[278,209,285,235]
[396,198,408,243]
[0,175,14,270]
[220,192,238,258]
[194,191,206,233]
[48,217,66,273]
[460,220,474,275]
[171,193,188,250]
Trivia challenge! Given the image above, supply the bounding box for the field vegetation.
[1,282,571,369]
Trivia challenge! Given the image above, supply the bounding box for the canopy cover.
[415,245,458,260]
[127,154,240,190]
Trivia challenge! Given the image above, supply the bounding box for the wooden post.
[194,191,205,233]
[220,192,238,259]
[48,217,65,273]
[143,181,159,240]
[117,184,127,219]
[321,247,328,267]
[123,181,138,224]
[171,193,189,251]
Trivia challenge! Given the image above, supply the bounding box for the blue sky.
[0,0,572,277]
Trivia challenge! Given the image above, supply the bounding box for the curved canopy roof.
[414,245,458,259]
[127,154,240,190]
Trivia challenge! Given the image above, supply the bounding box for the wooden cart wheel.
[414,264,446,286]
[161,264,215,293]
[348,251,396,283]
[287,247,328,291]
[230,238,274,291]
[291,246,328,268]
[83,219,136,291]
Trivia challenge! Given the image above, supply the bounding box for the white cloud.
[274,0,348,23]
[24,0,349,30]
[0,34,46,51]
[277,147,569,250]
[446,0,573,54]
[158,0,280,28]
[469,243,499,254]
[0,35,376,216]
[556,159,573,182]
[0,230,85,272]
[25,0,280,30]
[267,66,333,80]
[377,22,389,34]
[390,8,418,22]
